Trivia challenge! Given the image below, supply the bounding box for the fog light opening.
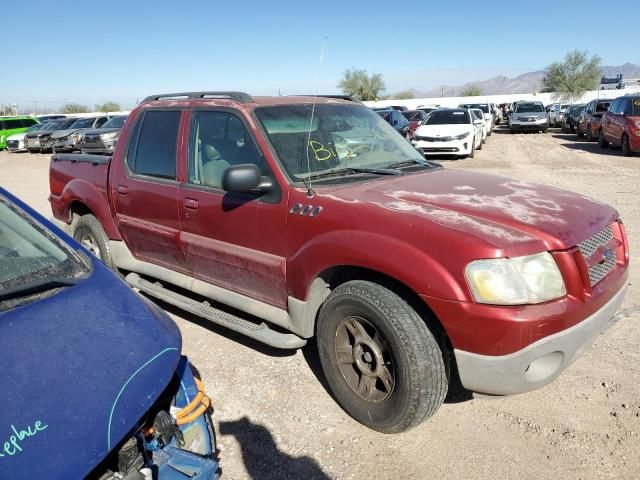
[524,351,564,383]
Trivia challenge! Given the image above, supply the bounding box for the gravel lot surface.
[1,126,638,480]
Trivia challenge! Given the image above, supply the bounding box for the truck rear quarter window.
[127,110,181,180]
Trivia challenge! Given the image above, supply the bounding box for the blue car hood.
[0,261,182,479]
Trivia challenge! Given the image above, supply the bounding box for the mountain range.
[407,63,640,98]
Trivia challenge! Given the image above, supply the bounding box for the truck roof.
[140,91,355,108]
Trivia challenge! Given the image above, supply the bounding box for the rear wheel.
[622,134,632,156]
[317,281,447,433]
[73,214,116,270]
[598,129,609,148]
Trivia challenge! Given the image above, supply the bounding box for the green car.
[0,116,39,149]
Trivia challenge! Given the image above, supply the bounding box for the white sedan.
[412,108,483,159]
[5,123,46,152]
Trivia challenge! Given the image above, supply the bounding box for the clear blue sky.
[2,0,638,110]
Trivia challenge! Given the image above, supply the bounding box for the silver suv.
[508,101,548,133]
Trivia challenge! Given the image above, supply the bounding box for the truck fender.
[288,230,468,304]
[59,178,121,240]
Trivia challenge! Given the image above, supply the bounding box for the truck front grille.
[578,225,616,286]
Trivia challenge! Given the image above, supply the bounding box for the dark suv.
[599,95,640,156]
[376,109,410,136]
[577,99,612,141]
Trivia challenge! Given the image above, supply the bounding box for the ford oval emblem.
[603,248,615,262]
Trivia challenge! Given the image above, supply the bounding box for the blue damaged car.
[0,188,219,479]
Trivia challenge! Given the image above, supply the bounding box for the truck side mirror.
[222,164,272,194]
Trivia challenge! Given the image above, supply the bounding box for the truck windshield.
[424,110,470,125]
[460,104,489,113]
[70,118,96,129]
[0,194,87,306]
[515,103,544,113]
[254,103,424,182]
[102,116,127,129]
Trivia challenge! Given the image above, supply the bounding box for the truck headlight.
[101,132,119,141]
[465,252,566,305]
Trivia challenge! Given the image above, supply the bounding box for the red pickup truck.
[49,92,629,433]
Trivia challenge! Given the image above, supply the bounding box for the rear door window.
[127,110,181,180]
[188,110,265,188]
[4,120,22,130]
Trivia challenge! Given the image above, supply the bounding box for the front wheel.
[317,280,447,433]
[586,125,594,142]
[598,130,609,149]
[622,134,632,157]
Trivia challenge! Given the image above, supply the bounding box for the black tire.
[585,125,594,142]
[477,137,483,150]
[622,134,632,156]
[316,280,447,433]
[598,129,609,149]
[73,214,116,270]
[577,129,584,138]
[541,128,548,134]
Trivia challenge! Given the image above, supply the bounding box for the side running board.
[125,273,307,349]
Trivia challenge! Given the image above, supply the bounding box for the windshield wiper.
[0,276,77,302]
[307,166,402,180]
[387,158,442,169]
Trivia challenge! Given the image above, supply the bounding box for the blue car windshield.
[0,195,86,298]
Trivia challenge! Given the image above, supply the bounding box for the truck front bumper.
[454,283,627,396]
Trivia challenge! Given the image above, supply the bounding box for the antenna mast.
[304,36,328,198]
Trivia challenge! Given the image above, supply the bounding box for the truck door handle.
[116,185,128,195]
[184,198,199,210]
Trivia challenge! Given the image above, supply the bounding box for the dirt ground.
[1,125,638,480]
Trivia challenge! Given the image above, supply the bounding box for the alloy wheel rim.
[334,315,395,403]
[80,233,101,259]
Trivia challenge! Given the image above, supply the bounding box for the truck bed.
[49,153,112,225]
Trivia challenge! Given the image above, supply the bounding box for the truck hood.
[7,132,27,141]
[328,168,617,251]
[51,128,82,139]
[82,127,122,136]
[0,260,182,479]
[414,124,473,137]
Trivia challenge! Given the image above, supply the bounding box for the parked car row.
[370,102,502,160]
[13,114,128,154]
[558,94,640,156]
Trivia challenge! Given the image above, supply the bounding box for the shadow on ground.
[551,133,624,156]
[220,417,331,480]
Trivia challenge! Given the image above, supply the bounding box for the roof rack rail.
[142,91,253,103]
[290,94,362,103]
